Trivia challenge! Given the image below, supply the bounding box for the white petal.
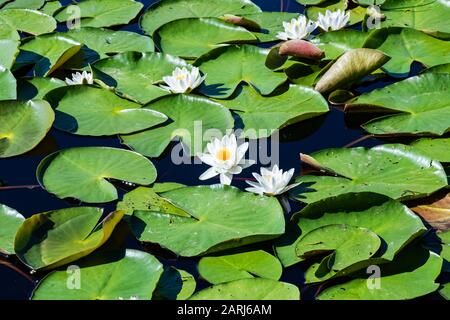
[199,167,219,181]
[220,172,233,185]
[245,186,265,195]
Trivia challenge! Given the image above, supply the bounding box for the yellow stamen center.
[176,74,187,81]
[216,148,231,161]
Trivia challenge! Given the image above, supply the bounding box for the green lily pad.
[219,84,329,138]
[426,63,450,74]
[314,48,390,93]
[0,204,24,255]
[153,267,196,300]
[17,77,66,100]
[311,30,369,60]
[0,66,16,100]
[117,186,189,217]
[121,94,234,157]
[140,0,261,35]
[241,12,299,42]
[1,0,45,9]
[38,147,157,203]
[48,86,167,136]
[0,17,19,69]
[15,207,124,270]
[129,185,285,256]
[348,73,450,135]
[0,9,56,35]
[66,27,154,62]
[32,249,163,300]
[276,193,426,269]
[296,0,327,5]
[93,52,190,104]
[0,100,54,158]
[380,0,450,36]
[437,231,450,262]
[317,245,442,300]
[296,224,381,271]
[40,1,62,16]
[440,283,450,300]
[189,278,300,300]
[15,33,82,77]
[198,250,282,284]
[354,0,386,5]
[55,0,143,28]
[292,144,447,204]
[157,18,256,59]
[365,28,450,75]
[196,45,287,98]
[410,138,450,163]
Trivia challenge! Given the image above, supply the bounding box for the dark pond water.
[0,0,429,300]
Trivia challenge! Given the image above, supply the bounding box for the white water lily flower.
[317,9,350,31]
[276,15,317,41]
[198,133,255,185]
[160,66,206,94]
[65,71,94,85]
[246,165,299,196]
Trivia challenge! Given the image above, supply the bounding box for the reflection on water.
[0,0,387,300]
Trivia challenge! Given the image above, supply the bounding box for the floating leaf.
[0,204,24,255]
[380,0,450,36]
[412,192,450,232]
[276,193,426,270]
[317,245,442,300]
[296,0,327,5]
[55,0,143,28]
[243,12,298,42]
[0,9,56,35]
[426,63,450,74]
[347,73,450,135]
[17,77,66,100]
[292,144,447,204]
[117,186,189,217]
[314,48,390,93]
[365,28,450,75]
[296,224,381,273]
[121,94,234,157]
[157,18,257,58]
[153,267,196,300]
[129,185,285,256]
[437,231,450,265]
[14,33,82,77]
[93,52,189,104]
[32,249,163,300]
[311,30,369,60]
[40,0,62,16]
[198,250,282,284]
[219,84,328,138]
[66,27,154,63]
[38,147,157,203]
[15,207,124,270]
[140,0,261,35]
[48,86,167,136]
[196,45,287,98]
[189,278,300,300]
[0,17,20,69]
[0,66,16,100]
[410,138,450,163]
[1,0,45,9]
[0,100,54,158]
[440,283,450,300]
